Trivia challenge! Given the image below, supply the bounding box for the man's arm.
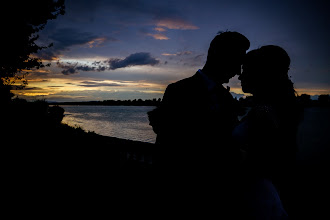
[148,84,177,144]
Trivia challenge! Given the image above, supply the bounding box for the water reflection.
[61,105,157,143]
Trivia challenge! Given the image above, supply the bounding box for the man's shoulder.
[167,72,203,91]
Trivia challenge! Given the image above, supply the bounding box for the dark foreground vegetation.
[2,98,154,173]
[2,98,155,212]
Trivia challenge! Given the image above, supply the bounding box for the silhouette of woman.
[233,45,302,218]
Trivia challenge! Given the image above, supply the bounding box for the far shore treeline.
[49,98,162,106]
[46,94,330,107]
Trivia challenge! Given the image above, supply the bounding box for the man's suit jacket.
[148,72,240,169]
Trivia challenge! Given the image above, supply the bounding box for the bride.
[233,45,302,219]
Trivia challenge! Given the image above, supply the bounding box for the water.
[61,105,157,143]
[296,107,330,164]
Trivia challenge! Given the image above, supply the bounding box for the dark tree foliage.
[0,0,65,103]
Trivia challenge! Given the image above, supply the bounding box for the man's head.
[204,31,250,83]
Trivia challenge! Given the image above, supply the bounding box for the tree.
[0,0,65,103]
[297,94,312,106]
[318,94,330,106]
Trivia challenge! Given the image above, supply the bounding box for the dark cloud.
[108,52,159,70]
[11,86,43,90]
[28,70,52,78]
[55,51,168,75]
[96,0,179,22]
[56,61,108,75]
[163,51,205,67]
[78,81,125,87]
[56,62,78,75]
[37,28,113,60]
[37,50,58,61]
[65,0,181,20]
[76,65,96,72]
[51,28,97,50]
[96,66,107,71]
[65,0,197,35]
[92,61,101,65]
[62,68,77,75]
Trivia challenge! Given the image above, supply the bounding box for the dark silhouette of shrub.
[48,105,65,125]
[0,1,65,103]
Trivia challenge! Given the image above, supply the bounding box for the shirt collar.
[198,69,217,91]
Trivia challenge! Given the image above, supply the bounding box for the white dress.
[232,106,288,219]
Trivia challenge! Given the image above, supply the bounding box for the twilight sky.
[16,0,330,101]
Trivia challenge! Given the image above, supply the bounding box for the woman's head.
[239,45,295,101]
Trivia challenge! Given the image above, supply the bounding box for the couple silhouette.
[148,31,301,219]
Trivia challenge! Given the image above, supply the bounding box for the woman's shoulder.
[247,105,279,129]
[251,104,274,114]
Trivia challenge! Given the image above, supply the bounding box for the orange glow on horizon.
[229,86,330,97]
[295,88,330,96]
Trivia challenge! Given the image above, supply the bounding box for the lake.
[296,107,330,164]
[61,105,157,143]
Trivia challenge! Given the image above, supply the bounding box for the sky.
[15,0,330,102]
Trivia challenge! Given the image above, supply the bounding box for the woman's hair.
[246,45,296,103]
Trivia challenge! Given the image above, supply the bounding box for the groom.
[149,31,250,171]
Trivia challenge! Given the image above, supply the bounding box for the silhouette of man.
[148,31,250,172]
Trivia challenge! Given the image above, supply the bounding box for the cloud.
[63,68,77,75]
[154,27,166,32]
[56,61,108,75]
[86,37,109,48]
[156,18,199,30]
[161,50,205,66]
[99,1,200,33]
[56,62,79,75]
[146,33,169,40]
[139,28,169,40]
[142,17,198,41]
[37,28,115,60]
[108,52,160,70]
[162,51,192,56]
[78,81,125,87]
[11,86,43,91]
[76,65,96,72]
[51,28,98,49]
[56,52,159,74]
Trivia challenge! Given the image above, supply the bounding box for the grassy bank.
[2,99,153,170]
